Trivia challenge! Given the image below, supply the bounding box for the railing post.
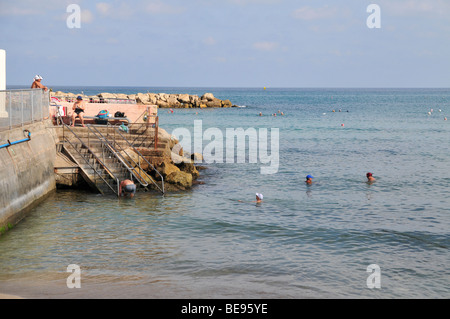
[8,91,12,129]
[21,91,24,128]
[30,90,34,123]
[154,116,159,150]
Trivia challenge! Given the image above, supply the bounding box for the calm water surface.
[0,88,449,298]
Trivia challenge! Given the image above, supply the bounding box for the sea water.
[0,87,449,298]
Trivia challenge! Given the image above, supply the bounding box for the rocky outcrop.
[165,171,193,190]
[50,91,238,109]
[135,129,204,191]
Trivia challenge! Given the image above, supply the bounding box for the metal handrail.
[128,106,158,149]
[86,124,162,193]
[86,125,142,183]
[111,125,165,194]
[131,107,153,125]
[0,89,46,92]
[0,89,50,131]
[128,122,151,148]
[62,124,120,196]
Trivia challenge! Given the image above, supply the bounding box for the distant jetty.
[50,91,238,109]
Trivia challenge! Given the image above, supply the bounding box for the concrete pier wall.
[0,119,57,233]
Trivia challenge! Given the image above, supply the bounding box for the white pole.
[0,49,8,118]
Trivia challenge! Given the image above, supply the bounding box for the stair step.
[61,126,165,195]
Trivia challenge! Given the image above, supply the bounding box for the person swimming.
[366,172,376,183]
[256,193,263,203]
[238,193,264,203]
[305,175,314,184]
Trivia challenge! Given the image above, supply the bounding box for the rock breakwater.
[51,91,238,109]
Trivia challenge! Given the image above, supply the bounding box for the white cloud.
[292,5,338,21]
[81,9,94,24]
[203,36,217,46]
[96,2,112,16]
[253,41,278,51]
[96,2,134,19]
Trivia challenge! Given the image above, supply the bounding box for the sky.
[0,0,449,88]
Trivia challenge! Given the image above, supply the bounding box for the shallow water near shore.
[0,87,449,298]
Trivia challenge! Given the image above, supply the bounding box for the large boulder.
[206,98,222,108]
[136,93,150,104]
[157,100,170,108]
[177,161,199,180]
[178,94,190,104]
[167,95,180,107]
[201,93,215,101]
[190,95,199,103]
[222,99,232,107]
[98,92,117,99]
[191,152,204,162]
[156,93,168,102]
[148,93,158,104]
[116,93,128,100]
[166,171,193,189]
[156,160,180,177]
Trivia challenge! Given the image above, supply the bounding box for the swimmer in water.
[256,193,263,203]
[305,175,314,185]
[366,172,376,183]
[238,193,263,203]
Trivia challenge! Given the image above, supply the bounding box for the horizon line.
[6,84,450,90]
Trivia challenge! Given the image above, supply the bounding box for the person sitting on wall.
[71,96,86,127]
[31,75,48,92]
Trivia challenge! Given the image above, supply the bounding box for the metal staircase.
[59,124,164,196]
[60,125,121,196]
[86,124,164,194]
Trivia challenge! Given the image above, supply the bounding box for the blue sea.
[0,87,449,299]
